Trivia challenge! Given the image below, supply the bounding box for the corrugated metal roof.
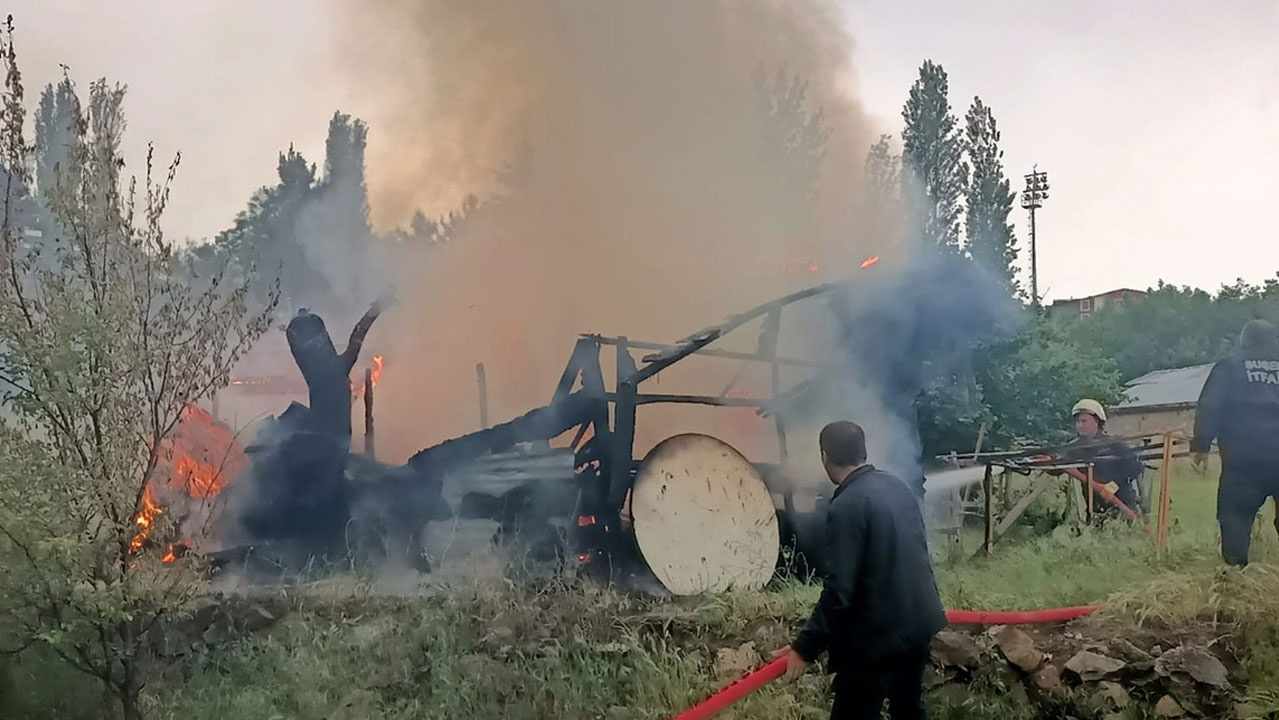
[1116,364,1213,409]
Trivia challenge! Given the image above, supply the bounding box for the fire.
[128,404,248,560]
[128,485,163,553]
[860,255,880,269]
[351,354,385,396]
[784,256,821,275]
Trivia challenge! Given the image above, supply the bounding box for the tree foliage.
[33,73,77,199]
[1066,278,1279,381]
[901,60,968,252]
[964,96,1019,297]
[212,112,377,315]
[860,134,905,249]
[0,27,275,719]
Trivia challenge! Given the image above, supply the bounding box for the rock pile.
[929,619,1242,718]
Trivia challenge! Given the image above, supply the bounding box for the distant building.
[1049,288,1147,319]
[1107,363,1212,438]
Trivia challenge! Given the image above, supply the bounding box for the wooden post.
[609,337,639,510]
[1157,431,1174,549]
[973,422,987,457]
[1086,465,1095,521]
[363,367,375,459]
[476,363,489,429]
[983,463,994,556]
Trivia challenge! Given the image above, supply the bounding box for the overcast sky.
[11,0,1279,301]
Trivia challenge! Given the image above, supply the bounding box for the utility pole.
[1021,166,1050,307]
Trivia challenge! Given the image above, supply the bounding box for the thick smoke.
[329,0,886,463]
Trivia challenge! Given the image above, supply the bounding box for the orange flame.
[784,256,821,275]
[351,354,385,397]
[129,486,163,553]
[128,404,247,559]
[860,255,880,269]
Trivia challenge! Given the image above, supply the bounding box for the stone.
[1064,650,1126,682]
[715,642,759,681]
[995,627,1044,673]
[1154,694,1185,717]
[1033,665,1063,692]
[1155,645,1230,690]
[932,630,982,669]
[1108,637,1154,663]
[1094,681,1132,710]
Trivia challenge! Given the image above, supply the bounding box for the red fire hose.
[1062,467,1153,534]
[670,603,1102,720]
[944,603,1102,626]
[670,657,788,720]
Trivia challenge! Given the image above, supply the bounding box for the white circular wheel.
[631,434,780,595]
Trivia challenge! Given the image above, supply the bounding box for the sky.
[11,0,1279,302]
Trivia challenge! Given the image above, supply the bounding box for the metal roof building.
[1110,363,1213,437]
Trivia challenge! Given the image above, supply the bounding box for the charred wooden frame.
[402,281,853,565]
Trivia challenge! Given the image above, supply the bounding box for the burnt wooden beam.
[608,337,639,509]
[364,367,375,459]
[983,463,994,556]
[758,309,790,469]
[407,392,594,473]
[552,338,597,403]
[605,392,772,408]
[589,281,845,387]
[585,335,824,371]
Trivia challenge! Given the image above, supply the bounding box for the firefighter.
[1062,399,1144,517]
[1191,319,1279,567]
[774,421,945,720]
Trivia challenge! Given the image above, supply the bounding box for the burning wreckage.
[147,271,962,594]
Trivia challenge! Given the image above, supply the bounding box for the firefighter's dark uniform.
[1193,351,1279,566]
[1060,436,1144,515]
[792,465,946,720]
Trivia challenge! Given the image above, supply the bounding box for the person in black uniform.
[1192,319,1279,567]
[1060,399,1145,518]
[774,421,946,720]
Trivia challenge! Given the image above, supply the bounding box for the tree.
[216,112,381,316]
[0,26,275,719]
[860,134,905,248]
[1066,279,1279,381]
[34,74,78,199]
[976,320,1126,448]
[964,96,1019,297]
[215,145,322,313]
[753,65,828,213]
[901,60,968,252]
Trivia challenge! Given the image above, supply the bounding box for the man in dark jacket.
[775,421,946,720]
[1192,319,1279,567]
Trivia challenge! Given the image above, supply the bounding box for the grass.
[4,458,1279,719]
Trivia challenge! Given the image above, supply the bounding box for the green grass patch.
[5,459,1279,719]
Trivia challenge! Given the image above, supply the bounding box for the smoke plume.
[330,0,887,462]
